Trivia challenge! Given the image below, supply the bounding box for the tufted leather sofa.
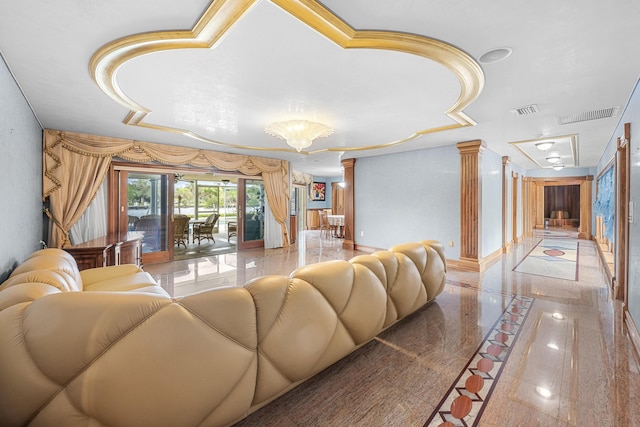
[0,241,446,427]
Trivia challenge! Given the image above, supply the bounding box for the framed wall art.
[311,182,326,201]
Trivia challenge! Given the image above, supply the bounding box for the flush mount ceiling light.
[552,164,565,171]
[265,120,333,152]
[546,155,561,164]
[535,141,554,151]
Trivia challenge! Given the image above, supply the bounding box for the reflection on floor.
[513,238,579,281]
[174,233,237,261]
[142,230,640,426]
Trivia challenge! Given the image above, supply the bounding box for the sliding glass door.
[112,167,173,264]
[236,178,265,250]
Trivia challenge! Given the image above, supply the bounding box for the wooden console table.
[65,232,143,271]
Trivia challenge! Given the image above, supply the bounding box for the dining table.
[327,214,345,238]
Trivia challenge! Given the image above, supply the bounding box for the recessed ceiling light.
[479,47,512,64]
[535,142,554,151]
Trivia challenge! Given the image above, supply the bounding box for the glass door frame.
[236,177,265,250]
[108,163,176,264]
[292,184,307,232]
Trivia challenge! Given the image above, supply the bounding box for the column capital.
[341,158,356,168]
[502,156,511,165]
[456,140,486,155]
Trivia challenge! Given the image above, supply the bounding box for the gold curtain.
[43,129,290,248]
[263,167,290,245]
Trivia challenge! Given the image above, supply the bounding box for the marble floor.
[143,230,640,426]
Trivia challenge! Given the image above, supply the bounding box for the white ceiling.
[2,0,640,177]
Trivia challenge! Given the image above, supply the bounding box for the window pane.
[244,180,264,241]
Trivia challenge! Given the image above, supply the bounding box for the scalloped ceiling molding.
[90,0,484,155]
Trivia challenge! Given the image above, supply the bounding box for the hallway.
[143,232,640,426]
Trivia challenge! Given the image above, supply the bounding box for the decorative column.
[457,140,485,271]
[522,177,533,236]
[341,158,356,250]
[502,156,511,253]
[578,177,593,240]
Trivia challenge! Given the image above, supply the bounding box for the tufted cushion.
[6,248,83,292]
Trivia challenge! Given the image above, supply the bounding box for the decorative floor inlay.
[513,239,579,281]
[424,294,534,427]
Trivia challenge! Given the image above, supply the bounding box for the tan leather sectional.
[0,241,446,426]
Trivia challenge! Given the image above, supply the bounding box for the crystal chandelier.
[265,120,333,152]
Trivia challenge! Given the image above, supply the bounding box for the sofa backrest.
[1,248,83,293]
[0,241,446,427]
[244,240,446,409]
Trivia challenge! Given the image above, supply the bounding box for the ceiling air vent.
[511,104,539,116]
[558,106,619,125]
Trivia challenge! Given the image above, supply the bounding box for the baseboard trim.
[342,239,356,250]
[502,241,513,254]
[625,311,640,357]
[481,247,503,270]
[353,243,382,253]
[449,248,503,272]
[594,237,615,288]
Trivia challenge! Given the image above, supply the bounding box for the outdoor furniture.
[127,215,139,231]
[228,221,238,240]
[134,216,162,251]
[173,214,190,248]
[194,213,220,244]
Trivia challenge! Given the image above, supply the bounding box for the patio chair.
[173,214,190,248]
[134,216,161,251]
[228,221,238,240]
[194,213,220,244]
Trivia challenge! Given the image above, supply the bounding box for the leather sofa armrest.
[80,264,143,287]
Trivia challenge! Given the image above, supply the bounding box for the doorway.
[109,163,255,264]
[236,178,265,250]
[112,168,173,265]
[173,175,238,260]
[523,175,593,240]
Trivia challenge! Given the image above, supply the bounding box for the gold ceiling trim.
[90,0,484,155]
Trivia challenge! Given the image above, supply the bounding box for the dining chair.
[318,210,335,238]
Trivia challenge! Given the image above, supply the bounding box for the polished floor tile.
[142,230,640,426]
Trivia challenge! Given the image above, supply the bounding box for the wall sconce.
[265,120,333,152]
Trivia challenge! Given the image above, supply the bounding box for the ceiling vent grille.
[558,106,619,125]
[511,104,539,116]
